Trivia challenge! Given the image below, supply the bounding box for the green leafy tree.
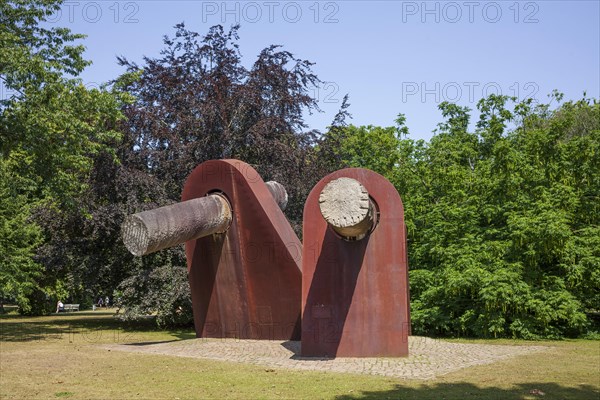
[0,160,42,313]
[1,0,126,313]
[326,124,401,177]
[332,94,599,339]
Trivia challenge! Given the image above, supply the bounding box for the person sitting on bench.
[56,300,64,313]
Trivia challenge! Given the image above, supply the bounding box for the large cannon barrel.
[122,181,289,256]
[122,194,232,256]
[318,177,376,240]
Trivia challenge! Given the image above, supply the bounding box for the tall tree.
[116,24,325,228]
[0,0,126,313]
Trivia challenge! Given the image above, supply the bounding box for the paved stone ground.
[105,337,548,379]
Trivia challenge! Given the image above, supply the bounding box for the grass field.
[1,310,598,399]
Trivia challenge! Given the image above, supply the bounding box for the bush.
[117,264,194,328]
[18,288,54,316]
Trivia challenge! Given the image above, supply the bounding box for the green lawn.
[1,310,598,399]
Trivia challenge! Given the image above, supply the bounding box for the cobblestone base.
[105,337,547,379]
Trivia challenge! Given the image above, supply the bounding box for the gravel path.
[105,336,547,379]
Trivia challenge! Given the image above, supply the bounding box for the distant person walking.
[97,297,104,308]
[105,296,110,308]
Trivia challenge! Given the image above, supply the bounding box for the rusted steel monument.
[122,161,410,357]
[122,160,302,340]
[301,168,410,357]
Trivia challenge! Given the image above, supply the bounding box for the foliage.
[116,264,193,327]
[0,160,42,313]
[0,0,126,313]
[327,94,599,338]
[324,124,400,177]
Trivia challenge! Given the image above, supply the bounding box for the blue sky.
[38,1,600,140]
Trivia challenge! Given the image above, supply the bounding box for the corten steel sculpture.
[301,168,410,357]
[122,160,302,340]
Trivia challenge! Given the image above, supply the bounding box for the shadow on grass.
[0,311,195,343]
[336,382,598,400]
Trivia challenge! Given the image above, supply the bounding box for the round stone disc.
[319,177,373,238]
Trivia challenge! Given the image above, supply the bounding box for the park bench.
[63,304,79,312]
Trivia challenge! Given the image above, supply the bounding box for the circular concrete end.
[319,177,373,238]
[122,214,150,257]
